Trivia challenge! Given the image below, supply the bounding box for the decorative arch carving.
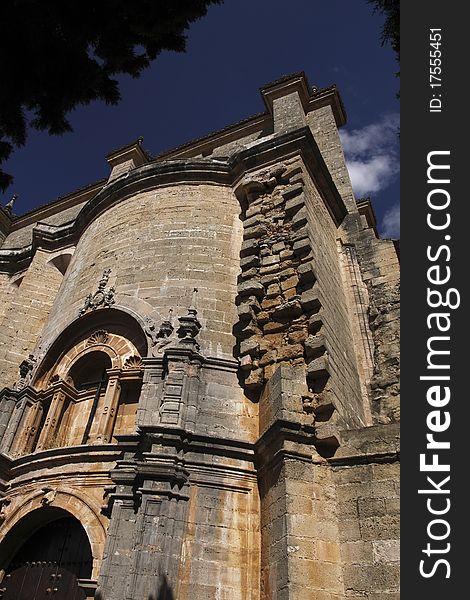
[42,333,135,388]
[32,307,148,389]
[3,309,147,456]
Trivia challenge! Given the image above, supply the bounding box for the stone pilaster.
[256,364,344,600]
[9,398,42,456]
[93,370,122,444]
[35,386,67,451]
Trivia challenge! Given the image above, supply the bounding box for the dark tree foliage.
[368,0,400,60]
[368,0,399,99]
[0,0,220,192]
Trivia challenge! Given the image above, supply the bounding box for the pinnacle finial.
[4,193,17,213]
[190,288,198,312]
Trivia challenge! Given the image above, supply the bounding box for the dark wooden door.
[0,564,86,599]
[0,517,93,599]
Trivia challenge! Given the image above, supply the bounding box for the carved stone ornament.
[48,374,74,387]
[13,353,37,390]
[176,289,201,350]
[0,498,11,524]
[144,311,176,356]
[123,355,143,369]
[79,269,116,316]
[40,487,57,506]
[87,329,110,345]
[48,374,61,387]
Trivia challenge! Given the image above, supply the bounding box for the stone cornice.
[4,440,137,482]
[154,113,270,160]
[7,180,106,228]
[85,126,346,230]
[0,127,346,273]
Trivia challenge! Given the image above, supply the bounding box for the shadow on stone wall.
[149,574,175,600]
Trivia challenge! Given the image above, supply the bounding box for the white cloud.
[346,156,398,196]
[381,203,400,239]
[339,114,399,197]
[340,114,399,158]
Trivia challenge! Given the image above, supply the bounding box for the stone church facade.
[0,73,399,599]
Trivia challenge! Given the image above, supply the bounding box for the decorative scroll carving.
[87,329,110,345]
[0,498,11,524]
[40,487,57,506]
[79,269,115,316]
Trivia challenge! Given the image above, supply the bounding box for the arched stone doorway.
[0,507,95,599]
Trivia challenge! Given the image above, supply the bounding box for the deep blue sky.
[3,0,399,236]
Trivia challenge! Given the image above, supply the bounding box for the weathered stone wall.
[333,425,400,599]
[178,482,259,600]
[36,184,243,362]
[196,365,258,442]
[342,213,400,423]
[0,249,66,388]
[306,105,357,213]
[259,455,345,600]
[0,273,19,325]
[302,171,366,427]
[233,156,367,431]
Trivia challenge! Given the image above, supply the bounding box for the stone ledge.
[326,423,400,464]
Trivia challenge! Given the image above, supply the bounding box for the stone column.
[0,392,16,444]
[93,369,121,444]
[35,388,66,451]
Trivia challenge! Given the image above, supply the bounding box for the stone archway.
[0,489,107,581]
[0,507,95,599]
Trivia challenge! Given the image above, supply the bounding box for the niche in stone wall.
[62,350,112,447]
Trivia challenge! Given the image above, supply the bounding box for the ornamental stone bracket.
[79,269,116,316]
[0,497,11,524]
[40,486,57,506]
